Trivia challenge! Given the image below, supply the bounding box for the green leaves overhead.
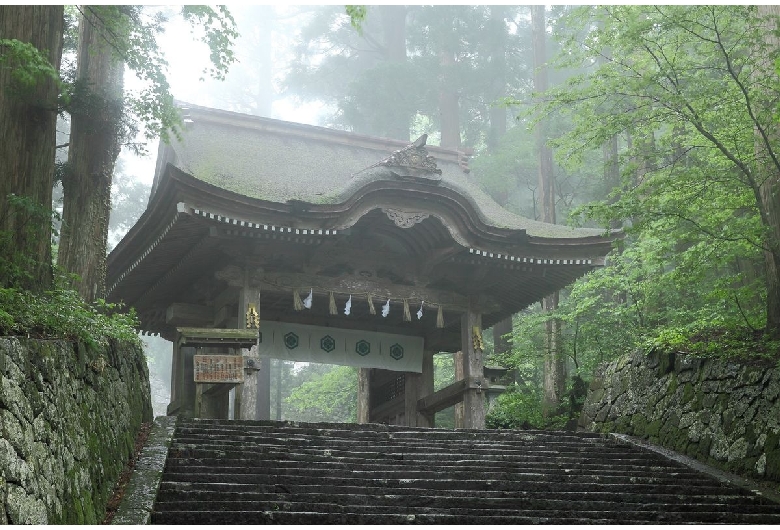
[69,5,238,143]
[0,38,62,101]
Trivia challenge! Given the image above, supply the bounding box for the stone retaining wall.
[580,349,780,484]
[0,338,152,524]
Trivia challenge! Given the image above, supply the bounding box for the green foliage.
[0,276,140,348]
[486,5,780,406]
[0,38,61,96]
[345,6,367,34]
[62,6,238,145]
[181,6,238,82]
[486,384,569,430]
[0,194,60,289]
[285,365,357,423]
[649,322,780,361]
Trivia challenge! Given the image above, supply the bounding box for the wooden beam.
[202,382,236,397]
[370,395,404,422]
[166,303,212,326]
[216,265,501,314]
[417,378,467,415]
[177,327,258,348]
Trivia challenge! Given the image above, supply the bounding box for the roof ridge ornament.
[365,134,443,183]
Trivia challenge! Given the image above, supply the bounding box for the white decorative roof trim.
[191,207,337,236]
[468,247,593,266]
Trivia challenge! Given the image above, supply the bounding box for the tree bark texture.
[542,291,565,414]
[438,50,461,149]
[487,6,507,150]
[0,6,63,291]
[532,5,566,413]
[757,5,780,339]
[57,6,124,301]
[532,5,554,225]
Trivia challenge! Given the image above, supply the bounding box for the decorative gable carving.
[382,208,430,228]
[375,134,443,183]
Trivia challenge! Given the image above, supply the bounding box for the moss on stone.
[681,382,695,405]
[0,338,151,524]
[667,373,678,395]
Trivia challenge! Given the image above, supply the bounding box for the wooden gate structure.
[106,104,616,428]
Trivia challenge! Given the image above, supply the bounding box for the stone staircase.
[150,419,780,524]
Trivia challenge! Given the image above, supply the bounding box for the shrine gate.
[106,103,616,428]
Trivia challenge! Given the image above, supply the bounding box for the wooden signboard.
[194,354,244,383]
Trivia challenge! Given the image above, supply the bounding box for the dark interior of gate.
[106,103,616,429]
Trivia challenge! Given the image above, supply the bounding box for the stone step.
[149,420,780,525]
[150,508,780,525]
[156,472,738,496]
[164,455,705,476]
[155,480,770,508]
[175,419,608,438]
[168,438,665,460]
[160,464,720,487]
[171,426,615,443]
[154,485,778,510]
[150,499,780,521]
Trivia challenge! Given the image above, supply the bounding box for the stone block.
[727,438,748,462]
[657,350,676,377]
[755,453,767,475]
[765,373,780,401]
[4,484,46,525]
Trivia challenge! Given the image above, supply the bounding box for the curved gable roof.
[153,103,609,241]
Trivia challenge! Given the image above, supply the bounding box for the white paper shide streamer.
[303,288,313,309]
[344,295,352,315]
[417,301,424,320]
[382,298,390,317]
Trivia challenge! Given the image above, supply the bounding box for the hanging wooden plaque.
[193,354,244,383]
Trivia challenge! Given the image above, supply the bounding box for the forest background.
[3,5,780,427]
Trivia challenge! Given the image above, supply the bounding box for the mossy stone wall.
[0,337,152,524]
[580,349,780,484]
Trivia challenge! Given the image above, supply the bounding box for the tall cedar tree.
[532,5,566,413]
[58,6,124,301]
[0,6,64,292]
[758,5,780,338]
[56,6,236,302]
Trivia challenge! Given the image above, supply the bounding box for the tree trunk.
[378,5,409,140]
[57,6,124,302]
[487,6,507,150]
[757,5,780,339]
[439,50,460,149]
[0,6,64,292]
[532,5,566,414]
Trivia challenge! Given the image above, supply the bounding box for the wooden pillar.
[417,351,435,428]
[404,372,420,427]
[357,368,371,424]
[234,383,243,420]
[461,301,485,429]
[238,279,270,420]
[195,383,203,417]
[453,351,464,428]
[255,358,271,420]
[167,339,180,415]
